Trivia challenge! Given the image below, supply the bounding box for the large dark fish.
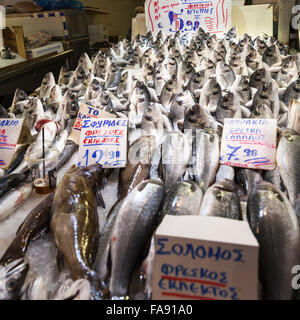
[0,193,54,266]
[50,164,109,299]
[247,181,300,300]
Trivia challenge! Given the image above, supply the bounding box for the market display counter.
[0,49,73,104]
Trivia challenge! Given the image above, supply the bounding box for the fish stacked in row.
[1,26,300,300]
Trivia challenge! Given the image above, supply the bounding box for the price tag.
[152,215,259,300]
[69,103,116,144]
[145,0,231,36]
[0,118,24,169]
[220,118,277,170]
[78,118,128,168]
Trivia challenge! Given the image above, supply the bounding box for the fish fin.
[96,190,106,209]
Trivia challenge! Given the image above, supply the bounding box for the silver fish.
[199,180,242,220]
[247,181,300,300]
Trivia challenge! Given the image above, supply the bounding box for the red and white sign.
[145,0,231,36]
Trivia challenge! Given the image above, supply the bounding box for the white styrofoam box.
[26,41,63,58]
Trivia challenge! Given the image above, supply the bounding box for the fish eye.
[7,280,17,291]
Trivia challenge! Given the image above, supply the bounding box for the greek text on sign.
[78,118,128,168]
[220,118,277,170]
[152,216,259,300]
[69,103,116,144]
[0,119,24,169]
[145,0,231,36]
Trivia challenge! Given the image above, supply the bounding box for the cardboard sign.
[145,0,231,36]
[78,118,128,168]
[152,215,259,300]
[0,118,24,168]
[220,118,277,170]
[69,103,116,144]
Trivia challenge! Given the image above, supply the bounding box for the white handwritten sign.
[145,0,231,36]
[152,215,259,300]
[78,118,128,168]
[220,118,277,170]
[69,103,116,145]
[0,118,24,169]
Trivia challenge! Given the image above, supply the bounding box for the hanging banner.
[145,0,232,36]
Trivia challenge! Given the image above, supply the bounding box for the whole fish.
[85,78,103,101]
[216,91,241,124]
[199,180,242,220]
[9,89,28,114]
[230,75,252,105]
[50,164,109,299]
[106,63,121,89]
[0,183,32,221]
[0,193,53,266]
[262,44,282,66]
[187,70,207,100]
[216,62,235,90]
[191,128,220,192]
[277,130,300,205]
[58,66,73,87]
[288,100,300,135]
[249,68,272,89]
[0,173,26,199]
[160,181,203,217]
[162,131,191,190]
[0,259,29,300]
[23,98,45,130]
[160,75,182,110]
[199,77,222,113]
[247,181,300,300]
[108,180,164,298]
[276,56,298,88]
[78,52,92,74]
[39,72,55,100]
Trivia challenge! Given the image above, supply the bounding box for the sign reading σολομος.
[145,0,231,36]
[152,215,259,300]
[69,103,116,144]
[0,118,24,169]
[78,118,128,168]
[219,118,277,170]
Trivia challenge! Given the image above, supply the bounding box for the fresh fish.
[160,181,203,216]
[142,63,155,88]
[253,38,267,56]
[250,104,274,119]
[199,180,242,220]
[85,78,103,101]
[277,130,300,205]
[108,180,164,298]
[288,100,300,135]
[55,140,78,171]
[106,63,121,89]
[23,98,45,130]
[199,77,222,113]
[216,61,236,90]
[249,68,272,89]
[78,52,92,74]
[50,165,109,299]
[58,66,73,87]
[0,173,26,199]
[236,168,262,195]
[0,193,53,265]
[160,75,182,110]
[216,91,241,124]
[68,66,88,91]
[276,56,298,88]
[39,72,55,100]
[230,75,252,105]
[169,91,195,128]
[0,259,29,300]
[117,71,133,100]
[262,44,282,66]
[252,81,280,118]
[162,131,191,190]
[187,70,207,100]
[191,128,220,192]
[247,181,300,300]
[0,183,32,221]
[283,80,300,107]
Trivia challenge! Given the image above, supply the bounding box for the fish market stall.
[0,0,300,302]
